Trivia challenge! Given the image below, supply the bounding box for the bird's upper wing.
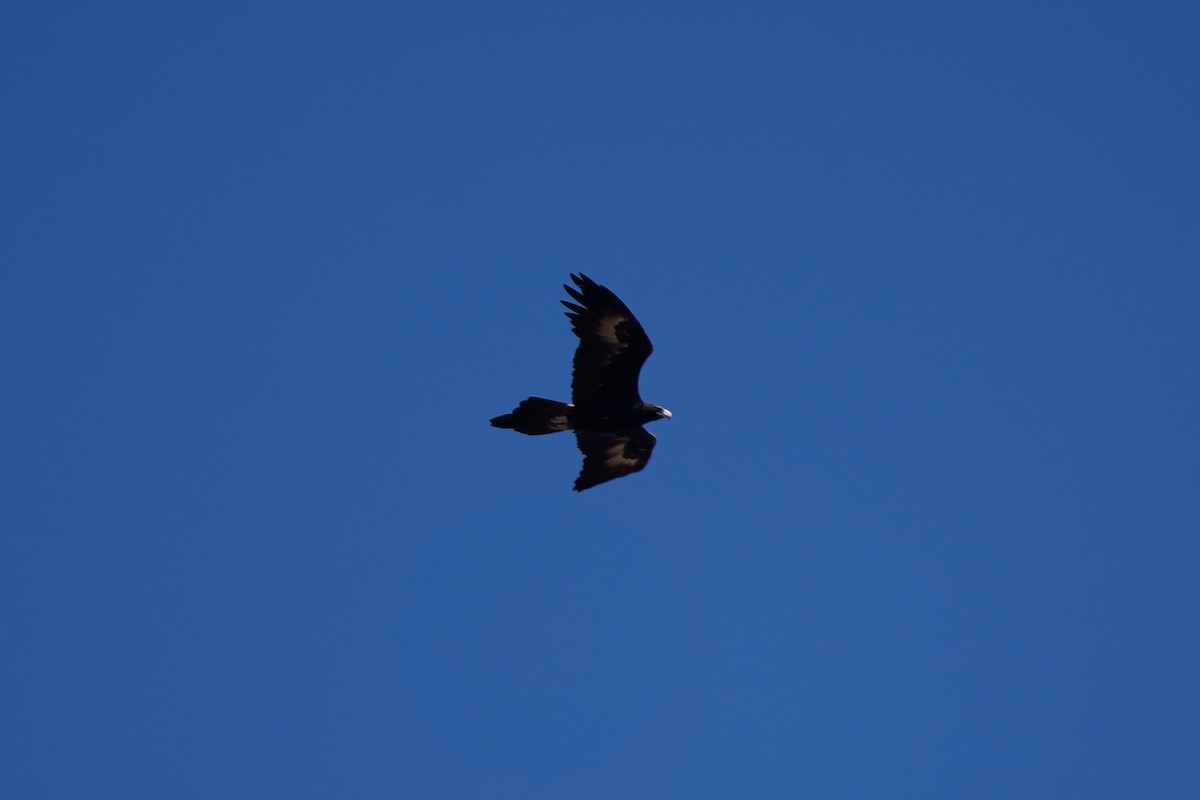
[573,427,656,491]
[561,273,653,406]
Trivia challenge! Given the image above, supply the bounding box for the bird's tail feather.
[490,397,573,435]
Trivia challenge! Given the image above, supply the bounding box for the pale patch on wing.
[600,438,641,469]
[592,314,625,346]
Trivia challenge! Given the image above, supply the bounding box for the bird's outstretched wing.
[561,273,653,407]
[573,428,656,491]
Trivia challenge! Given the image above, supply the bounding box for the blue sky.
[3,1,1198,797]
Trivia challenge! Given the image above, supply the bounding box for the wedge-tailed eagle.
[491,274,671,491]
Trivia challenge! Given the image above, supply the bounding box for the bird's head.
[653,405,672,421]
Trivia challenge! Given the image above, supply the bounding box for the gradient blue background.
[4,2,1198,797]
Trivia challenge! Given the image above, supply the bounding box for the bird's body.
[491,274,670,491]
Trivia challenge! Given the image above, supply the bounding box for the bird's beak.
[660,408,672,419]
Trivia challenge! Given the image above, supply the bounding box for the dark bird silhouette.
[491,274,671,491]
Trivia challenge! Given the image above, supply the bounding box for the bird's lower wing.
[573,428,656,491]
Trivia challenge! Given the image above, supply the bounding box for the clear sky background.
[3,2,1198,798]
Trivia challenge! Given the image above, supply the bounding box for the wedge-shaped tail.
[490,397,574,436]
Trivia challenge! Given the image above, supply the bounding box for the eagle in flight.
[491,274,671,491]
